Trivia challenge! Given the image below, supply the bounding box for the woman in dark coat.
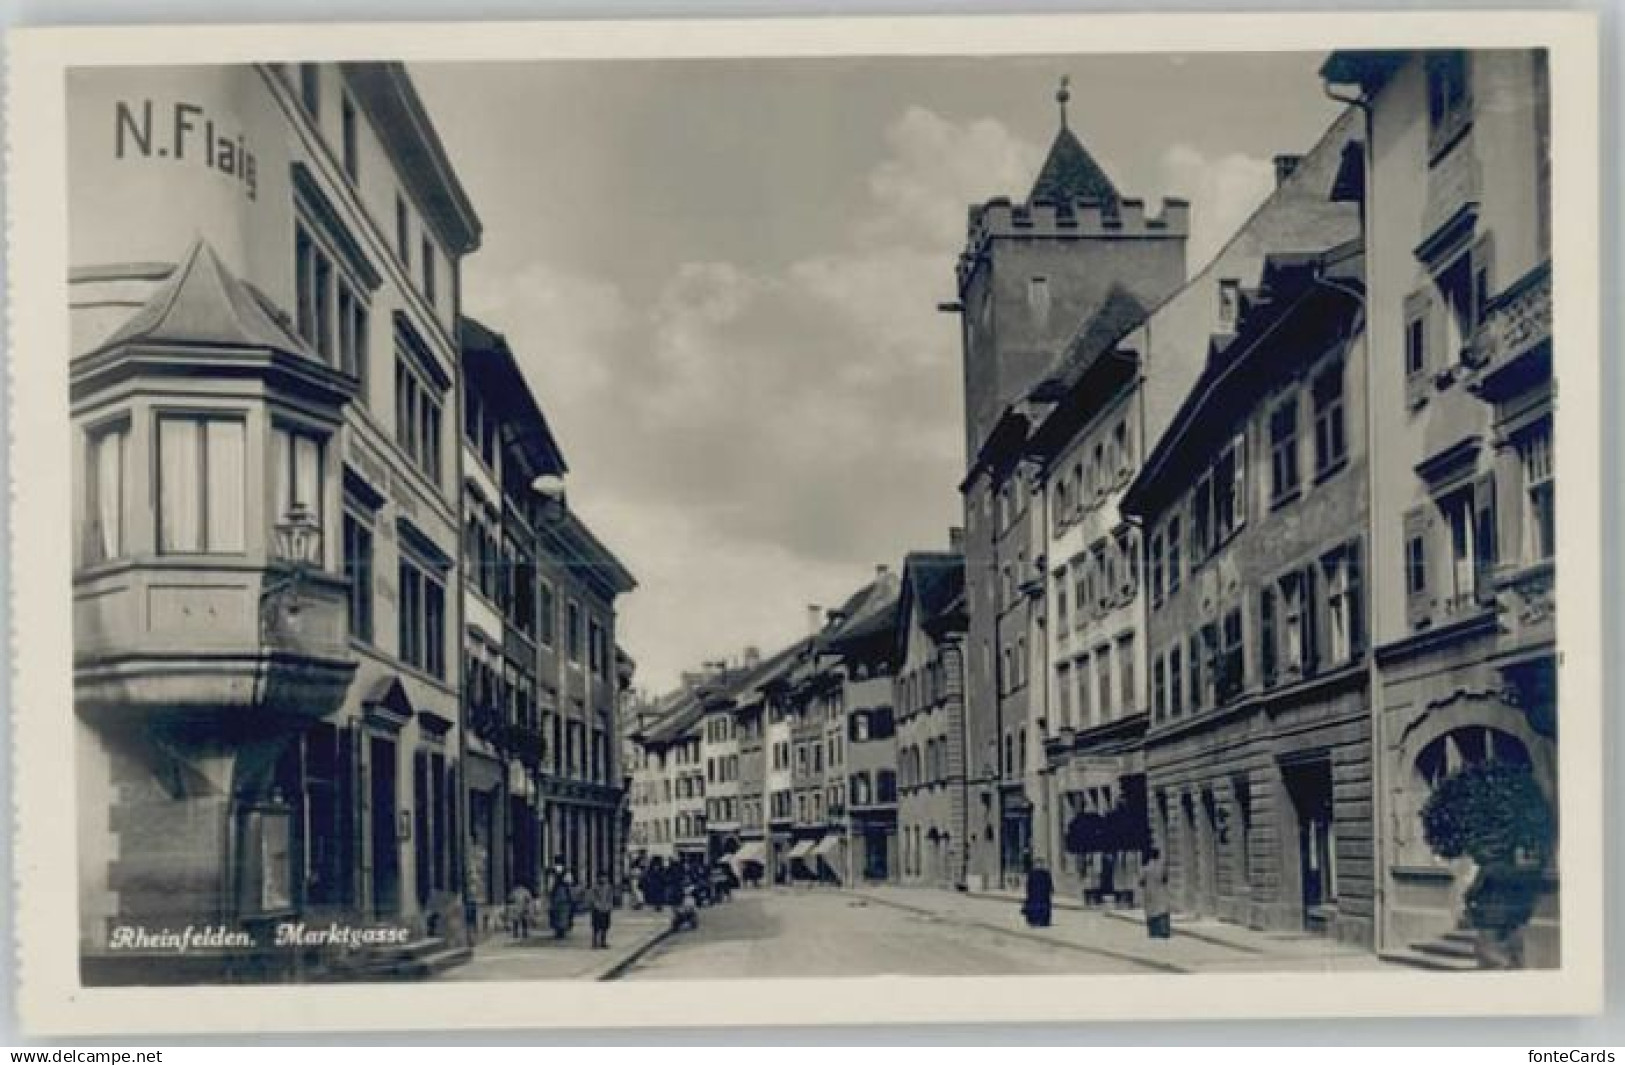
[1022,858,1055,927]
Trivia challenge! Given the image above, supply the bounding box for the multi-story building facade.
[1125,238,1373,945]
[1025,110,1364,905]
[71,62,479,981]
[458,317,563,931]
[952,88,1188,889]
[1322,49,1557,966]
[893,549,969,888]
[702,654,750,864]
[536,510,636,882]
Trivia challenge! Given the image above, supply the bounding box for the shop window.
[157,414,245,555]
[83,420,128,565]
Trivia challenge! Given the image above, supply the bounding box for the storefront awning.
[787,839,817,862]
[727,841,766,868]
[812,835,843,859]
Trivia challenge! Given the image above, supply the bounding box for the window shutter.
[1347,537,1366,657]
[1404,288,1433,408]
[1404,505,1433,629]
[1473,470,1499,604]
[1301,566,1320,676]
[1260,587,1277,687]
[1232,430,1248,529]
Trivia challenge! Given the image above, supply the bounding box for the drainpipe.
[1323,76,1385,955]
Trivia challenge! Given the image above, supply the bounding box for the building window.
[295,223,370,381]
[1280,570,1316,678]
[1056,663,1073,727]
[421,237,437,307]
[1055,572,1069,634]
[395,195,411,268]
[1259,585,1277,687]
[341,94,359,181]
[394,352,443,486]
[539,581,556,647]
[1312,361,1347,478]
[1217,609,1244,703]
[1096,646,1113,721]
[588,619,605,676]
[1214,432,1247,542]
[157,415,245,554]
[1118,633,1135,712]
[1519,421,1555,563]
[343,510,374,643]
[1028,276,1050,324]
[1166,515,1182,593]
[1152,656,1167,721]
[1322,539,1365,666]
[1149,531,1165,606]
[1218,278,1241,329]
[398,556,447,679]
[1269,395,1300,504]
[1426,50,1473,158]
[1168,645,1184,718]
[298,64,320,117]
[1075,655,1091,727]
[566,600,583,663]
[1192,473,1213,560]
[272,425,325,536]
[1188,632,1206,712]
[83,421,127,565]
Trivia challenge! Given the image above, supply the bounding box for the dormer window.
[1218,278,1241,329]
[1426,51,1473,159]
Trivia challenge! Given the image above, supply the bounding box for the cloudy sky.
[412,53,1343,693]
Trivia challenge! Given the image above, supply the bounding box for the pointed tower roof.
[94,238,312,358]
[1029,76,1121,209]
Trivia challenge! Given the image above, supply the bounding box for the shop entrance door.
[368,736,399,917]
[1284,759,1336,927]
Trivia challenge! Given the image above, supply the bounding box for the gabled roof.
[1029,125,1121,209]
[1029,285,1148,403]
[94,239,312,358]
[894,550,966,653]
[821,570,902,655]
[459,315,568,478]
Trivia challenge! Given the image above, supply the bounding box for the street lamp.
[261,503,323,644]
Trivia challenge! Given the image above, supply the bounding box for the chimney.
[743,645,761,669]
[1273,154,1302,187]
[875,564,890,580]
[948,526,966,553]
[806,604,824,638]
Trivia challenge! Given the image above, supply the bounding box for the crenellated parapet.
[958,196,1190,285]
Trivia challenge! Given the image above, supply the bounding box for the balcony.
[75,560,357,724]
[1466,261,1552,404]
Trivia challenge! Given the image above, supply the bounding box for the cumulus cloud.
[1158,143,1276,273]
[469,107,1034,690]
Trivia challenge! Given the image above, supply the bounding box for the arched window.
[1415,726,1530,790]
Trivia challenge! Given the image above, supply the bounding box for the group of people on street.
[505,861,619,950]
[1020,848,1172,940]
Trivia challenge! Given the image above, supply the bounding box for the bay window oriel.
[157,413,246,555]
[83,418,129,565]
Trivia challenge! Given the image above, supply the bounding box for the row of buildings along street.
[627,48,1557,972]
[70,62,637,982]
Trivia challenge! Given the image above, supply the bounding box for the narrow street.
[615,889,1155,980]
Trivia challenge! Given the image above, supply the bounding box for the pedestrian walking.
[588,873,615,949]
[641,857,665,913]
[1022,857,1054,928]
[547,861,575,939]
[507,881,534,940]
[1141,847,1172,939]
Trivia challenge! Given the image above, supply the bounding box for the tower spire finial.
[1056,75,1071,129]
